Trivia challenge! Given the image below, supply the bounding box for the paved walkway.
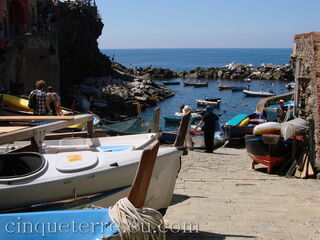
[165,147,320,240]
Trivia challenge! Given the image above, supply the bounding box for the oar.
[127,140,160,208]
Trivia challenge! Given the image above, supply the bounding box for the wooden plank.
[174,112,191,147]
[151,107,160,133]
[128,141,160,208]
[45,130,107,140]
[0,114,94,145]
[0,126,29,133]
[0,116,74,121]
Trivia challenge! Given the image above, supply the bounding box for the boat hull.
[243,90,275,97]
[0,148,182,212]
[245,135,292,173]
[225,125,254,139]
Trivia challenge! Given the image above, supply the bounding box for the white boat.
[243,90,276,97]
[175,112,202,120]
[0,133,157,154]
[196,99,221,107]
[285,82,295,90]
[0,147,182,212]
[244,78,251,82]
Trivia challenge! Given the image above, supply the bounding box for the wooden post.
[151,107,160,133]
[128,141,160,208]
[174,112,191,147]
[87,119,94,138]
[30,129,45,152]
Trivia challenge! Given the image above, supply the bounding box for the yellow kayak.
[0,94,100,129]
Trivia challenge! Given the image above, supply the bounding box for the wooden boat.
[96,118,151,136]
[224,113,267,139]
[183,81,194,86]
[204,97,221,102]
[0,141,169,240]
[0,146,182,213]
[196,99,220,108]
[218,85,232,90]
[243,90,276,97]
[231,86,249,91]
[245,135,296,173]
[193,81,208,87]
[163,81,180,85]
[0,133,157,154]
[263,100,294,121]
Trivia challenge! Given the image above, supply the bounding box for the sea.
[101,48,292,131]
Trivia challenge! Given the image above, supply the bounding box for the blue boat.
[0,208,118,240]
[263,101,294,121]
[225,114,248,126]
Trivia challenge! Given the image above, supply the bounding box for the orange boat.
[218,85,232,90]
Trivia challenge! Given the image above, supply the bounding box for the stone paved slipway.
[164,147,320,240]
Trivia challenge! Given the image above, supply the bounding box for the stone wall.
[293,31,320,163]
[0,33,59,95]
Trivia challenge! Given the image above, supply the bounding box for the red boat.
[245,135,295,173]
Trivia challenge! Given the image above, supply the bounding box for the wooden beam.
[0,116,74,121]
[174,112,191,147]
[45,130,106,140]
[0,126,29,133]
[0,115,94,146]
[151,107,160,133]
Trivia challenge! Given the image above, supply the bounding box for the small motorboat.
[196,99,221,108]
[243,90,276,97]
[285,82,295,90]
[204,97,221,102]
[193,81,208,87]
[245,134,299,173]
[183,81,194,86]
[244,78,251,82]
[231,86,249,92]
[163,81,180,85]
[218,85,232,90]
[0,147,182,212]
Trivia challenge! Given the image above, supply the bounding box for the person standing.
[196,105,218,153]
[29,80,51,115]
[47,86,63,116]
[276,99,287,123]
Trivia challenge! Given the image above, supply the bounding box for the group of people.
[29,80,63,116]
[182,104,219,153]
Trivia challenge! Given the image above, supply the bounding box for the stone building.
[8,0,30,37]
[292,31,320,165]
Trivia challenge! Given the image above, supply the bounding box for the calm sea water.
[101,48,292,131]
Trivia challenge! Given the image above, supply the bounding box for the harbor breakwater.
[134,62,294,81]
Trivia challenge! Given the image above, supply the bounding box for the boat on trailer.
[245,134,297,173]
[243,90,276,97]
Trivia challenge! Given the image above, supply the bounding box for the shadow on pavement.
[166,230,256,240]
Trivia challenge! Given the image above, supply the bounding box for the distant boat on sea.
[163,81,180,85]
[243,90,276,97]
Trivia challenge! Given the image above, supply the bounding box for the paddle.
[128,140,160,208]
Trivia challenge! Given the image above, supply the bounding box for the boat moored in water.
[163,81,180,85]
[193,81,208,87]
[218,85,232,90]
[243,89,276,97]
[196,99,221,108]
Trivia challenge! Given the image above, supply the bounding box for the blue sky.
[95,0,320,49]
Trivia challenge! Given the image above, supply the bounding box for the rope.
[109,197,166,240]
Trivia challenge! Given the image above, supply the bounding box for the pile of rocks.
[138,63,294,81]
[68,76,174,120]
